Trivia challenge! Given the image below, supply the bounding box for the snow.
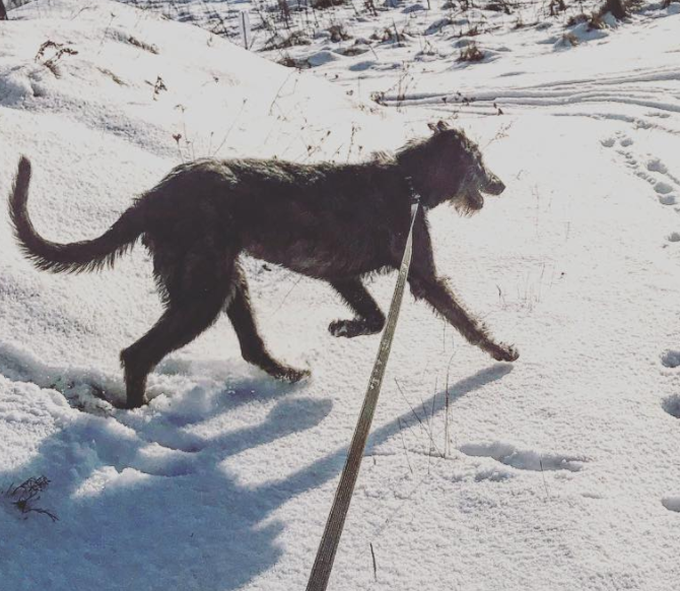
[1,0,680,590]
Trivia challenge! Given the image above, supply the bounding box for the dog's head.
[398,120,506,213]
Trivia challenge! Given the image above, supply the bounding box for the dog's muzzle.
[483,174,506,196]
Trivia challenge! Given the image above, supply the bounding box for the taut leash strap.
[306,200,420,591]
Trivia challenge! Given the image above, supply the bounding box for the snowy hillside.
[1,1,679,590]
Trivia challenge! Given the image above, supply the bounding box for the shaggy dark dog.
[9,120,518,409]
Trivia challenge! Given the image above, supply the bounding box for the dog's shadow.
[0,349,511,591]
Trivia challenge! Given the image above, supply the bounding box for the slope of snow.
[1,1,680,591]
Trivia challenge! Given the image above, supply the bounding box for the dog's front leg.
[405,218,518,362]
[409,273,518,361]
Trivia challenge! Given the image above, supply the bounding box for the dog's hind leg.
[328,278,385,338]
[120,291,227,408]
[226,264,310,383]
[120,247,233,409]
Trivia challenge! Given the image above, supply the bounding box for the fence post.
[238,11,252,50]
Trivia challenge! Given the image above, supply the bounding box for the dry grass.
[458,41,485,63]
[328,23,351,42]
[35,40,79,78]
[265,30,311,51]
[312,0,346,8]
[126,34,159,54]
[2,476,59,522]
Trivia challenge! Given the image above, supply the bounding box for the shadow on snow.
[0,360,511,591]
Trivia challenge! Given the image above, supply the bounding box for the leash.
[306,185,420,591]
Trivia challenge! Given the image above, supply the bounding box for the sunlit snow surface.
[1,1,680,590]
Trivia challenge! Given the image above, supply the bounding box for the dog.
[9,120,518,409]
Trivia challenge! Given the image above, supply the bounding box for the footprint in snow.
[654,181,678,205]
[662,394,680,419]
[647,158,668,174]
[655,182,674,195]
[667,232,680,243]
[62,413,200,479]
[130,443,197,477]
[458,442,586,472]
[661,497,680,513]
[609,136,680,208]
[661,350,680,369]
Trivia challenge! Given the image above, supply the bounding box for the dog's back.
[138,157,413,280]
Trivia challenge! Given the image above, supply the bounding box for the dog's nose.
[484,175,506,195]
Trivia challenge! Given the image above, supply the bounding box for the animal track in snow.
[458,442,586,472]
[655,181,674,195]
[661,350,680,369]
[132,443,198,477]
[603,132,680,207]
[647,158,668,174]
[661,497,680,513]
[662,394,680,419]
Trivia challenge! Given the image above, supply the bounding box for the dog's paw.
[329,319,383,338]
[274,366,311,383]
[489,343,519,362]
[329,320,352,338]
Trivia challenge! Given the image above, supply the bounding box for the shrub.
[484,1,512,14]
[566,13,590,26]
[604,0,630,19]
[264,30,311,50]
[328,24,351,42]
[561,32,579,46]
[458,41,485,62]
[312,0,345,8]
[588,11,606,28]
[277,54,310,69]
[548,0,567,15]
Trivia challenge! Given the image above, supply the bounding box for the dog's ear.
[428,120,450,134]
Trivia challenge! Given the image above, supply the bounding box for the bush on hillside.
[458,41,485,62]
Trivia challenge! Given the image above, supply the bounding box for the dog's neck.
[395,154,443,210]
[399,168,441,210]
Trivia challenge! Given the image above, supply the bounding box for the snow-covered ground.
[1,0,679,590]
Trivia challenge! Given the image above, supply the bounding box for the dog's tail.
[9,156,145,274]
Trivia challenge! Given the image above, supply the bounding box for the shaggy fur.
[9,121,518,409]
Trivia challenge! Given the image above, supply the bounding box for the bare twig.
[3,476,59,522]
[397,417,414,474]
[539,458,551,500]
[370,542,378,581]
